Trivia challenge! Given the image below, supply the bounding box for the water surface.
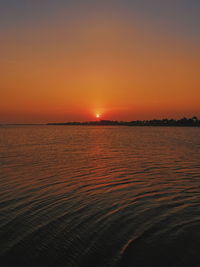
[0,126,200,267]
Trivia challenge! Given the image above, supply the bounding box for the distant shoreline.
[1,117,199,127]
[47,117,200,127]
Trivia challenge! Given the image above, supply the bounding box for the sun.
[96,114,100,118]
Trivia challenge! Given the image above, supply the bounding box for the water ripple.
[0,126,200,267]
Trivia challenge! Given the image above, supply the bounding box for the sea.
[0,125,200,267]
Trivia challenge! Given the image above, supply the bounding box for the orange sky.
[0,3,199,123]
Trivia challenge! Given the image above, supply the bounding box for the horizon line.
[0,116,199,126]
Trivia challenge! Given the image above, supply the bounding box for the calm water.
[0,126,200,267]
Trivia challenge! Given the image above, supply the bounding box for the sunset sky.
[0,1,199,123]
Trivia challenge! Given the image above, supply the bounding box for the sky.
[0,0,200,123]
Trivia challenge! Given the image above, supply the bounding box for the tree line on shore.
[48,117,200,126]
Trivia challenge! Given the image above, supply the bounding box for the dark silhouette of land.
[47,117,200,127]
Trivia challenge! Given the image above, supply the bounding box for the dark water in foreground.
[0,126,200,267]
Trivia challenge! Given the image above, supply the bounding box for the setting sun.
[96,114,100,118]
